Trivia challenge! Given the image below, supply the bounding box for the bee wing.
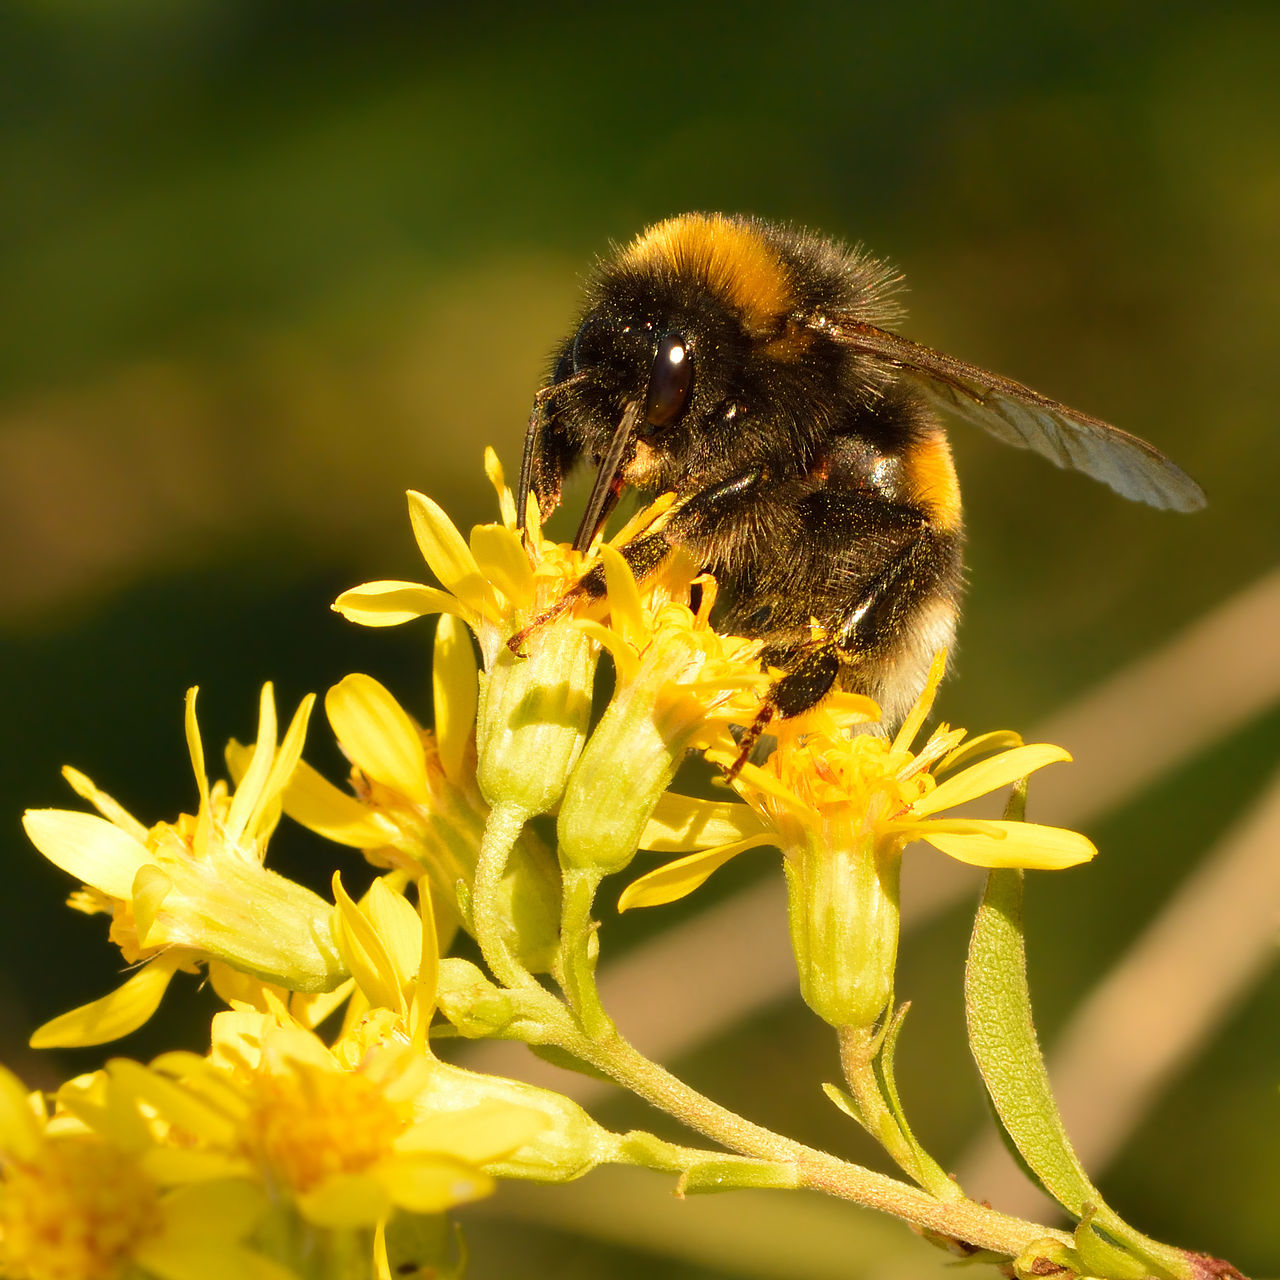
[831,320,1206,512]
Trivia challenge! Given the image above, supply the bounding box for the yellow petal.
[252,693,317,835]
[484,446,518,529]
[332,875,406,1017]
[599,543,646,649]
[30,956,182,1048]
[22,808,148,899]
[469,522,536,607]
[206,961,275,1012]
[185,687,211,820]
[297,1171,393,1227]
[374,1221,394,1280]
[108,1059,241,1148]
[153,1177,265,1241]
[920,821,1097,870]
[131,864,174,946]
[407,491,496,616]
[138,1147,254,1186]
[259,1022,335,1072]
[892,648,948,753]
[433,614,478,788]
[363,878,424,993]
[334,580,468,627]
[639,792,768,852]
[375,1155,493,1214]
[279,759,390,848]
[412,880,439,1051]
[225,684,278,846]
[290,978,357,1030]
[135,1241,288,1280]
[913,744,1072,816]
[326,674,430,806]
[0,1065,42,1160]
[618,837,774,911]
[573,620,641,681]
[937,729,1024,776]
[60,767,148,843]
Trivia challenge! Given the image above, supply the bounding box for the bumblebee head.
[518,213,899,549]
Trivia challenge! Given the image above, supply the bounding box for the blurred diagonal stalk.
[463,566,1280,1118]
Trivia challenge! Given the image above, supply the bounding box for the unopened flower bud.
[783,812,900,1032]
[475,623,597,817]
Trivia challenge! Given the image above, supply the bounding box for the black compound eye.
[643,333,693,430]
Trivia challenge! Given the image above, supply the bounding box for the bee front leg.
[507,469,767,655]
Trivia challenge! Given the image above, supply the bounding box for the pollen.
[244,1068,407,1193]
[0,1135,162,1280]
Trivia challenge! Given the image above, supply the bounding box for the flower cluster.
[9,452,1106,1277]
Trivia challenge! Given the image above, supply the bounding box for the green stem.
[472,800,539,993]
[553,1010,1069,1259]
[558,866,613,1037]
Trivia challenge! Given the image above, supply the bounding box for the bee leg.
[508,468,768,655]
[724,644,842,779]
[506,531,674,655]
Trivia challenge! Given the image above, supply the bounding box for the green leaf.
[820,1081,868,1127]
[528,1042,614,1084]
[964,869,1193,1280]
[965,866,1098,1217]
[873,1003,957,1200]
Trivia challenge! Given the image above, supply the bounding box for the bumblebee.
[516,213,1204,735]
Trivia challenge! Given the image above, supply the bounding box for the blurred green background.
[3,2,1277,1275]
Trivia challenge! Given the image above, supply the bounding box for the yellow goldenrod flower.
[621,653,1096,1030]
[557,546,770,876]
[276,644,560,974]
[0,1064,275,1280]
[333,449,604,817]
[22,686,345,1048]
[111,874,618,1246]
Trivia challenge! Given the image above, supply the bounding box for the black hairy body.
[517,214,1202,733]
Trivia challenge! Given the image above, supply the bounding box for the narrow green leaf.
[820,1081,868,1128]
[966,860,1195,1280]
[527,1043,614,1084]
[964,866,1097,1217]
[873,1004,957,1199]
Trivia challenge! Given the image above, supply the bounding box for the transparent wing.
[830,321,1205,512]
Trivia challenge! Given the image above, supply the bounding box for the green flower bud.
[783,813,901,1032]
[557,681,690,876]
[422,1061,621,1182]
[475,622,596,817]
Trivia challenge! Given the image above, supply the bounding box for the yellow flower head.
[333,450,690,819]
[333,448,625,669]
[0,1064,270,1280]
[106,875,616,1241]
[280,659,561,974]
[22,686,345,1049]
[623,652,1097,912]
[620,652,1097,1030]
